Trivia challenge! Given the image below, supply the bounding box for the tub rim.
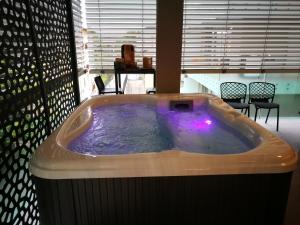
[30,94,298,179]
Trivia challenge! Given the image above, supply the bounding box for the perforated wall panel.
[29,0,77,130]
[0,0,79,224]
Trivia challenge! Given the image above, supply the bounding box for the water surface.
[68,103,254,155]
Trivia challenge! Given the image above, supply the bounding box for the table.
[114,68,156,94]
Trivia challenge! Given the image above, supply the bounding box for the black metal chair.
[220,82,250,117]
[94,75,124,95]
[249,82,279,131]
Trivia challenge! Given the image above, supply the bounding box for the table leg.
[115,71,119,94]
[118,73,121,89]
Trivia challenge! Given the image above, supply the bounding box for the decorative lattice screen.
[0,0,79,224]
[29,0,78,131]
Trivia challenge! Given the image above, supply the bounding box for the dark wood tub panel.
[34,173,292,225]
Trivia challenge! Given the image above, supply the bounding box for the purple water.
[68,103,254,155]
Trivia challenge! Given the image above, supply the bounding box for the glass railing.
[180,73,300,117]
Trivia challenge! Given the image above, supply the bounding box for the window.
[182,0,300,73]
[85,0,156,72]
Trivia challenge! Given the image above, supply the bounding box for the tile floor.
[256,117,300,151]
[253,117,300,225]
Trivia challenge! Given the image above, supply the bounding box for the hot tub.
[30,94,298,225]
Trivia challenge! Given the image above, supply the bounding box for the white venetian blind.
[182,0,300,73]
[72,0,84,71]
[85,0,156,72]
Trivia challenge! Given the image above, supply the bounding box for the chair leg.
[265,109,271,124]
[241,109,244,113]
[248,106,250,117]
[254,107,258,121]
[276,106,279,131]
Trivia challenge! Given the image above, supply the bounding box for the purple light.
[205,119,212,125]
[193,118,213,130]
[164,111,214,132]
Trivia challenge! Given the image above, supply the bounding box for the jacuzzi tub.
[30,94,298,225]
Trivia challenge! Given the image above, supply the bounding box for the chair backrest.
[94,76,105,93]
[249,82,275,103]
[220,82,247,103]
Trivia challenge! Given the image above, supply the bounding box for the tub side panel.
[34,178,77,225]
[34,173,292,225]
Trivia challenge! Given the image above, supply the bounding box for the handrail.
[91,68,300,75]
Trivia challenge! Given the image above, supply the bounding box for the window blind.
[182,0,300,73]
[85,0,156,72]
[72,0,84,71]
